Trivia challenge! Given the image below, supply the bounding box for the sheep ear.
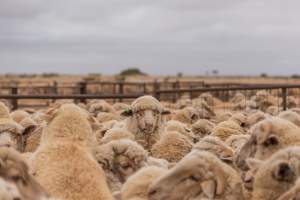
[162,109,171,115]
[121,108,133,117]
[201,180,216,199]
[246,158,263,171]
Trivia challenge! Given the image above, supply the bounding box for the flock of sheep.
[1,90,300,200]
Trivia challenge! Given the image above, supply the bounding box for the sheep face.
[0,148,48,200]
[0,131,19,150]
[251,147,300,200]
[134,109,161,135]
[235,117,300,170]
[149,151,240,200]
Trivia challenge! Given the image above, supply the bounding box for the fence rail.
[1,83,300,110]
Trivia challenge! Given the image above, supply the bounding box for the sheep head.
[251,147,300,200]
[0,147,48,200]
[0,119,24,151]
[148,151,242,200]
[94,139,148,183]
[235,117,300,170]
[122,96,170,135]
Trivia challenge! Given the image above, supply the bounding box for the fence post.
[143,83,147,94]
[153,81,161,100]
[79,82,87,103]
[11,87,18,110]
[118,81,124,102]
[282,87,287,111]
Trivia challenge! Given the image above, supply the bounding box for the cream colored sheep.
[165,120,195,143]
[173,107,200,125]
[191,119,215,141]
[0,117,24,151]
[235,117,300,170]
[214,111,233,123]
[175,98,192,109]
[0,147,49,200]
[245,110,268,128]
[211,119,245,141]
[0,102,10,119]
[249,147,300,200]
[88,100,116,116]
[194,136,235,163]
[10,110,30,123]
[233,100,257,111]
[97,112,119,123]
[199,92,214,106]
[31,104,113,200]
[150,131,193,163]
[121,166,168,200]
[94,139,148,192]
[148,150,244,200]
[266,105,281,116]
[122,95,169,150]
[225,134,250,151]
[192,98,216,118]
[113,102,130,112]
[230,92,246,104]
[278,110,300,127]
[100,127,135,144]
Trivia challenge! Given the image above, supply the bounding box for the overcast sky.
[0,0,300,75]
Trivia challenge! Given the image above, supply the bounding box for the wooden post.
[153,81,161,100]
[282,87,287,110]
[11,87,18,110]
[118,81,124,102]
[79,82,87,103]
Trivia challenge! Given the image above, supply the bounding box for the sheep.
[278,110,300,127]
[252,91,276,111]
[173,107,200,125]
[266,105,281,116]
[94,139,148,193]
[291,107,300,116]
[150,131,193,163]
[175,98,192,109]
[88,100,116,116]
[19,116,41,152]
[113,102,130,112]
[245,110,268,128]
[145,157,169,169]
[148,150,244,200]
[199,92,214,106]
[191,119,215,141]
[10,110,30,123]
[31,104,114,200]
[230,92,246,104]
[0,118,24,151]
[0,147,49,200]
[249,147,300,200]
[100,127,135,144]
[214,111,233,123]
[121,95,169,150]
[233,100,257,111]
[229,112,247,128]
[192,98,216,118]
[225,134,250,151]
[121,166,168,200]
[211,119,245,141]
[235,117,300,171]
[165,120,195,143]
[194,136,235,163]
[97,112,119,123]
[284,96,298,109]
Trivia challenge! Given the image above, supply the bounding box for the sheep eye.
[263,137,279,147]
[189,175,201,182]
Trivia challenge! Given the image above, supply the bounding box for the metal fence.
[1,83,300,110]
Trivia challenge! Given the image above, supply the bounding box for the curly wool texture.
[94,139,148,192]
[191,119,215,140]
[165,120,195,143]
[173,107,200,125]
[151,131,193,163]
[211,120,245,141]
[23,124,44,153]
[121,166,167,200]
[278,110,300,127]
[97,112,119,123]
[31,104,113,200]
[100,127,134,144]
[131,95,163,113]
[10,110,30,123]
[88,100,116,115]
[251,147,300,200]
[225,134,250,151]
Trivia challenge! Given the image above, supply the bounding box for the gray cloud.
[0,0,300,75]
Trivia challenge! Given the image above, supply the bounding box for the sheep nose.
[275,163,294,181]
